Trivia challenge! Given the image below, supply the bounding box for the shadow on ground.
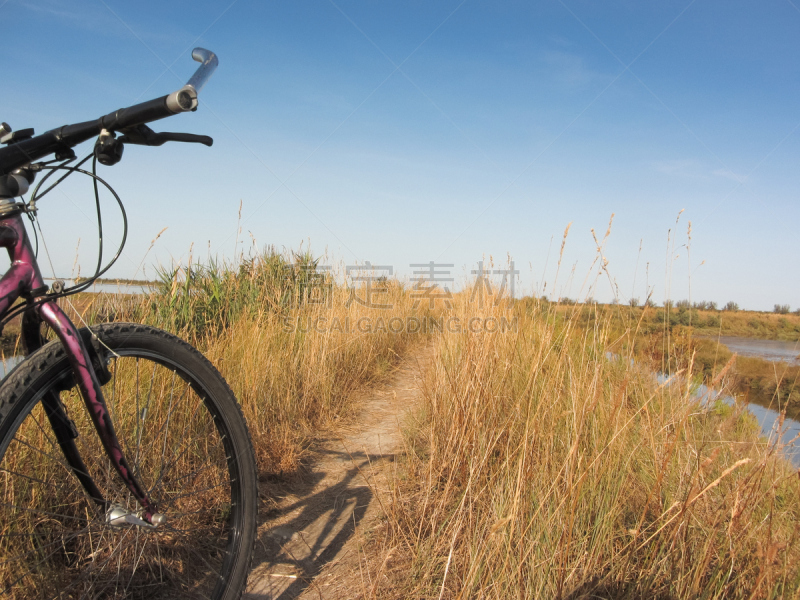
[245,445,395,599]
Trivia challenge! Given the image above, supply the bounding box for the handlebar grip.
[0,95,176,173]
[100,95,174,131]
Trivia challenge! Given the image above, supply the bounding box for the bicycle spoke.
[0,324,255,598]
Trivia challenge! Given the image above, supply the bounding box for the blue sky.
[2,0,799,310]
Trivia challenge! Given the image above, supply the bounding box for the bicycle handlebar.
[185,48,218,93]
[0,48,218,175]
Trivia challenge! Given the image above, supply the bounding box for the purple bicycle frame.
[0,203,159,522]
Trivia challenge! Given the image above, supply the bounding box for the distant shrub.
[774,304,791,315]
[150,249,322,336]
[629,297,640,307]
[690,300,717,311]
[676,299,690,309]
[724,301,739,312]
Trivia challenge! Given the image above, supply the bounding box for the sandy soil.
[244,346,431,600]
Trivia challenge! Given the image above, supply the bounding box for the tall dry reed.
[376,295,800,599]
[99,249,434,473]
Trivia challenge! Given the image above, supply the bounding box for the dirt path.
[244,346,431,600]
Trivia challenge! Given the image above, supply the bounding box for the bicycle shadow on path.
[245,347,431,599]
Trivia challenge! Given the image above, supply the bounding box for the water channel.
[690,336,800,464]
[42,278,154,296]
[716,336,800,365]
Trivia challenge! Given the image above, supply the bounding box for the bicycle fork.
[0,204,164,526]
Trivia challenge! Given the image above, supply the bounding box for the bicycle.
[0,49,257,599]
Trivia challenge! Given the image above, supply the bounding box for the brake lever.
[153,132,213,146]
[118,124,213,147]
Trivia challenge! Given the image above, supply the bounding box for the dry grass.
[371,296,800,599]
[4,245,799,598]
[94,251,434,475]
[198,281,429,473]
[555,302,800,420]
[0,250,435,594]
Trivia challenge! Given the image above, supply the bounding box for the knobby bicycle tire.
[0,323,257,599]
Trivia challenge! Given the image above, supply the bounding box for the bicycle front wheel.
[0,323,257,599]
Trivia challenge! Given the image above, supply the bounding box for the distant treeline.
[529,297,800,342]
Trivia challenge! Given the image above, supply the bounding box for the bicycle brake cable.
[29,153,92,203]
[1,159,129,326]
[33,161,128,294]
